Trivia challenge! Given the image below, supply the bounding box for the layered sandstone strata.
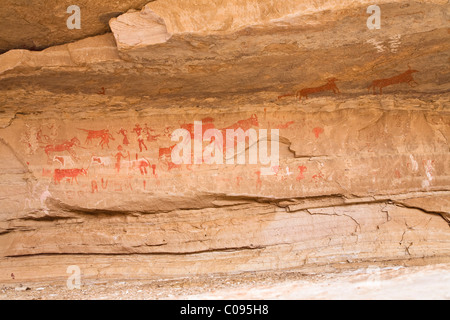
[0,0,448,283]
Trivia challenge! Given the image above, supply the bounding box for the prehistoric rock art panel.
[0,0,448,286]
[6,107,447,211]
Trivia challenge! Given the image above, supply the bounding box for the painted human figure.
[132,124,147,152]
[117,128,130,146]
[144,124,151,141]
[115,145,130,173]
[91,180,99,193]
[144,123,159,142]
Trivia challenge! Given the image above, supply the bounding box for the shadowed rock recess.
[0,0,449,283]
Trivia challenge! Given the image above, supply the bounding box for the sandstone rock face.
[0,0,150,54]
[0,0,449,284]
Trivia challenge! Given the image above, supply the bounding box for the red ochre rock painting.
[313,127,324,138]
[117,128,130,146]
[297,166,307,181]
[278,78,340,101]
[132,124,148,152]
[30,115,330,195]
[33,115,271,187]
[277,66,419,101]
[297,78,340,100]
[53,168,87,184]
[44,137,80,159]
[79,129,115,149]
[277,121,295,129]
[368,66,419,94]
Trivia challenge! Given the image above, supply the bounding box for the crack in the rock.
[0,226,36,236]
[13,190,450,225]
[0,111,18,129]
[399,230,407,246]
[405,242,414,256]
[305,208,361,233]
[393,201,450,227]
[376,203,392,229]
[4,244,268,258]
[282,135,331,160]
[0,1,154,55]
[437,128,449,151]
[0,136,37,185]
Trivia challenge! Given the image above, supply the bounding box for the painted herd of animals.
[278,66,419,101]
[28,64,421,187]
[30,115,264,185]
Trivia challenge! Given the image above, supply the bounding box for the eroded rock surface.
[0,0,449,284]
[0,0,150,54]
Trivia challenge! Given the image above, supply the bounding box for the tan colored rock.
[110,7,172,50]
[0,34,120,75]
[0,0,448,285]
[0,0,150,53]
[109,0,450,52]
[118,0,449,35]
[0,97,448,282]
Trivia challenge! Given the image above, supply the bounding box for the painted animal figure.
[90,156,112,167]
[223,114,259,131]
[44,137,80,159]
[158,145,181,170]
[53,168,87,184]
[180,117,216,140]
[36,129,51,144]
[123,157,151,175]
[278,93,297,100]
[79,129,115,149]
[179,115,259,142]
[368,66,419,94]
[53,155,75,168]
[297,78,340,100]
[277,121,295,129]
[159,145,176,160]
[133,158,151,175]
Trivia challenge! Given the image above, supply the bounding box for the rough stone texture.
[0,0,449,285]
[0,0,150,54]
[3,264,450,299]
